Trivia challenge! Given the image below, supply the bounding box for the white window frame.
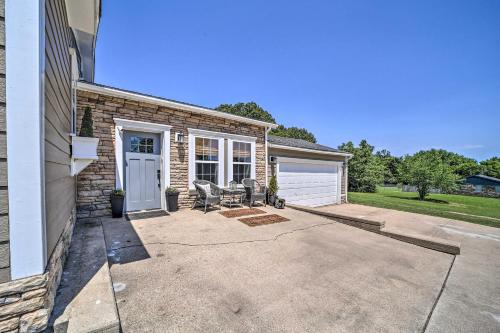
[188,129,257,189]
[188,129,225,189]
[228,139,256,185]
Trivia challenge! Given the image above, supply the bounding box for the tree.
[270,125,317,143]
[215,102,276,124]
[480,157,500,178]
[399,151,458,200]
[375,149,401,185]
[79,106,94,137]
[215,102,317,143]
[339,140,384,192]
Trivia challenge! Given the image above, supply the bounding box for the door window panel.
[131,136,154,154]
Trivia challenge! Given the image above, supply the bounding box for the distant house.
[464,175,500,193]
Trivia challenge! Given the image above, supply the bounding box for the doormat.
[219,208,266,218]
[126,210,169,221]
[238,214,290,227]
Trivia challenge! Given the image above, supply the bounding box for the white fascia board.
[77,81,278,129]
[268,144,353,157]
[278,156,344,166]
[188,128,257,142]
[6,0,47,279]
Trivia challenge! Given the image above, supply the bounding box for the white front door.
[126,152,161,211]
[277,157,341,207]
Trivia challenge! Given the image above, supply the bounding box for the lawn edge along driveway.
[348,187,500,227]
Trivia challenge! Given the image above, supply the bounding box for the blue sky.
[95,0,500,161]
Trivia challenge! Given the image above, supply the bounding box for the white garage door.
[277,157,341,207]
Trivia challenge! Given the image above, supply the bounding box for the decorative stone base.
[0,209,76,333]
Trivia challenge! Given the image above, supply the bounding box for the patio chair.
[192,180,222,213]
[241,178,267,208]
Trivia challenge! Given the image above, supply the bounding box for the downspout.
[265,126,272,186]
[344,155,353,203]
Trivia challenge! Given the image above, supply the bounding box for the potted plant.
[72,106,99,161]
[166,187,180,212]
[268,175,279,205]
[111,189,125,218]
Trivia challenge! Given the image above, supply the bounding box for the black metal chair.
[241,178,267,208]
[192,180,222,213]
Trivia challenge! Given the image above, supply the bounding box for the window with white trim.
[232,141,251,183]
[194,137,219,184]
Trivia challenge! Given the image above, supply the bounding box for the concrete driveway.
[101,206,457,332]
[317,204,500,333]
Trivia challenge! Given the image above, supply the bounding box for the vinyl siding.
[44,0,75,258]
[0,0,9,282]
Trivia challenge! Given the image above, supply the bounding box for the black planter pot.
[268,194,276,206]
[111,195,124,218]
[166,192,179,212]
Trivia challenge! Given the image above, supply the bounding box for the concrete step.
[48,221,120,333]
[288,204,460,255]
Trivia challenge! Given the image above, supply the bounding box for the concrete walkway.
[101,206,455,332]
[49,221,120,333]
[313,204,500,333]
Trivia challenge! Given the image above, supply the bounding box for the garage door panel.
[279,174,336,184]
[277,158,340,207]
[279,191,337,203]
[280,182,337,190]
[279,184,337,196]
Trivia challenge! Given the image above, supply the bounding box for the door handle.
[157,170,161,188]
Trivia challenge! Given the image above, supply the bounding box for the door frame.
[276,157,343,205]
[114,118,172,211]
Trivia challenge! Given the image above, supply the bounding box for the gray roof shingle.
[268,135,349,154]
[466,174,500,183]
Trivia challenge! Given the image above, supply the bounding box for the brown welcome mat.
[238,214,290,227]
[219,208,266,218]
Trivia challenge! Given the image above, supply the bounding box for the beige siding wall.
[0,0,9,282]
[44,0,76,258]
[76,89,267,220]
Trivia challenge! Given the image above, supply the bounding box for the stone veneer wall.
[0,210,76,333]
[76,89,267,221]
[0,0,10,283]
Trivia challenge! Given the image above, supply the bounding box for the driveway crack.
[422,254,456,332]
[109,222,337,251]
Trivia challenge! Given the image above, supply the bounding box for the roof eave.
[76,81,278,129]
[268,143,353,157]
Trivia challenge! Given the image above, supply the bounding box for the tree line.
[214,102,498,200]
[339,140,499,200]
[216,102,317,143]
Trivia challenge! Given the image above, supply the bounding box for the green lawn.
[348,187,500,228]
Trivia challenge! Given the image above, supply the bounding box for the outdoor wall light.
[175,132,184,143]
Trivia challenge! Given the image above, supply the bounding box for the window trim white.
[188,130,226,189]
[227,139,256,185]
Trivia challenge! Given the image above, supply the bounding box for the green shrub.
[79,106,94,137]
[111,189,125,198]
[268,175,279,195]
[166,187,179,193]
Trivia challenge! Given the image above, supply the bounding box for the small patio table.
[222,188,245,208]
